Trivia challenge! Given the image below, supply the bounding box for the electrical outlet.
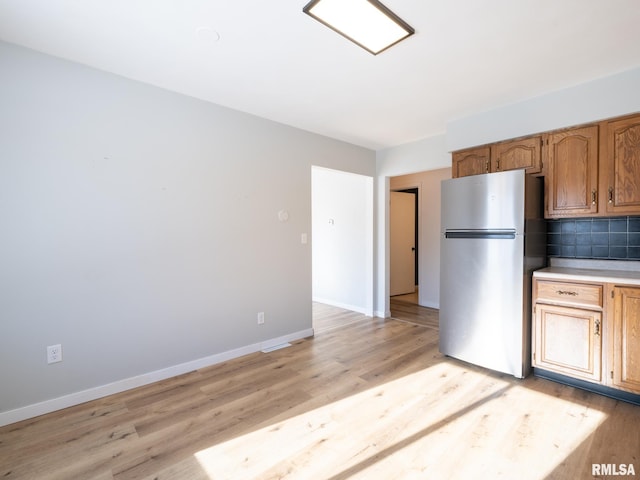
[47,344,62,364]
[257,312,265,325]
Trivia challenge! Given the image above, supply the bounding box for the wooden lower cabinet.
[533,277,640,398]
[611,285,640,393]
[534,302,602,383]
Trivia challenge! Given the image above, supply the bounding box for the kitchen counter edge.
[533,266,640,286]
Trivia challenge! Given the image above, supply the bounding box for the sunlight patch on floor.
[194,363,608,479]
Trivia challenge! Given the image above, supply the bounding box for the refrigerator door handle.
[445,229,517,240]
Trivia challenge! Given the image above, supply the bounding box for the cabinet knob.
[591,190,597,205]
[608,187,614,204]
[595,319,601,336]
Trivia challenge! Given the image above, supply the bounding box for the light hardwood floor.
[390,295,439,329]
[1,304,639,479]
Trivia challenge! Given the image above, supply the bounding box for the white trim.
[313,296,373,317]
[0,328,314,427]
[421,301,439,309]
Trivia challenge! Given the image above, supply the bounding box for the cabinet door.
[611,286,640,394]
[603,114,640,215]
[491,136,542,174]
[545,125,599,218]
[451,147,490,178]
[533,303,602,383]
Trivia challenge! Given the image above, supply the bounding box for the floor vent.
[261,342,291,353]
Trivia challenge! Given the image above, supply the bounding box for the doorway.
[390,188,418,302]
[311,166,374,319]
[388,167,451,311]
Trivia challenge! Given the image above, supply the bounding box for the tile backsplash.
[547,216,640,260]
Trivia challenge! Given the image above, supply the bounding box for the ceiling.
[1,0,640,150]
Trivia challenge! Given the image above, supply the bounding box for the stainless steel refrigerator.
[439,169,546,378]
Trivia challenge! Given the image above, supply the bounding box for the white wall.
[312,167,373,315]
[0,42,375,425]
[446,66,640,151]
[390,169,450,308]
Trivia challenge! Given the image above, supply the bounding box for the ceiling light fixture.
[303,0,414,55]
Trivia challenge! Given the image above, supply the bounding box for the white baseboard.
[313,297,373,317]
[421,301,439,309]
[0,328,314,428]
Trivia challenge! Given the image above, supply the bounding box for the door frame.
[393,187,419,288]
[389,181,421,305]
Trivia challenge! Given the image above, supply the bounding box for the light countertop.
[534,263,640,286]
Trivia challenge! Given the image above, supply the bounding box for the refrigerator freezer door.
[439,233,526,377]
[441,169,526,233]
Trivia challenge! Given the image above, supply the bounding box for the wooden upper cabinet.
[545,125,599,218]
[602,114,640,215]
[491,135,543,174]
[451,146,490,178]
[449,113,640,217]
[611,285,640,394]
[452,137,542,179]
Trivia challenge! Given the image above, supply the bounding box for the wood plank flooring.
[390,296,439,329]
[1,304,639,479]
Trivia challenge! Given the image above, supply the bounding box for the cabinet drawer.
[534,280,603,308]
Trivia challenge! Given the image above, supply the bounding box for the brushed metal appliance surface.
[439,169,545,378]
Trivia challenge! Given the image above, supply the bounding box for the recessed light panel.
[303,0,414,55]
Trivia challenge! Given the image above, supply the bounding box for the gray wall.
[0,42,375,422]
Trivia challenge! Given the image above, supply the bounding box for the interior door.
[390,191,415,296]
